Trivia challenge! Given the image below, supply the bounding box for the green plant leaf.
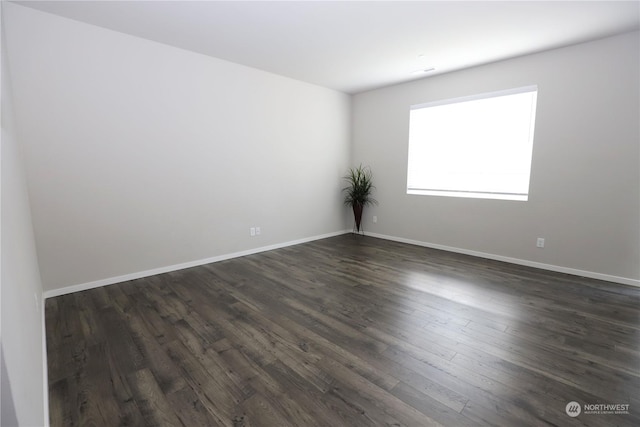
[342,164,378,207]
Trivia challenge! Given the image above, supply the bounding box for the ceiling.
[13,1,640,94]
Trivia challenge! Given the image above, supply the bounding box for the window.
[407,85,538,201]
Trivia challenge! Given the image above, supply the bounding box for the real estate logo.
[566,401,581,417]
[565,401,631,417]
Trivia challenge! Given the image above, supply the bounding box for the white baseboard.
[43,229,639,299]
[366,232,640,288]
[43,230,351,299]
[41,294,50,427]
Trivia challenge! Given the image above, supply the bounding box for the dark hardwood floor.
[46,235,640,426]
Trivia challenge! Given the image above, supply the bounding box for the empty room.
[1,1,639,426]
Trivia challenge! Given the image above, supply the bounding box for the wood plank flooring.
[46,235,640,426]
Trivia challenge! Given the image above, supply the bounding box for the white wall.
[4,3,351,293]
[352,31,640,285]
[1,3,47,425]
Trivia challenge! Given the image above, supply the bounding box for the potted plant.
[342,165,377,233]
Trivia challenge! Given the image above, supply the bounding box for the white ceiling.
[13,1,640,94]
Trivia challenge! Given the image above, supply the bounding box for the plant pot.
[352,203,364,232]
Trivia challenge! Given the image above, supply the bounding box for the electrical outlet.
[250,227,256,237]
[536,237,545,248]
[373,216,377,223]
[255,227,261,235]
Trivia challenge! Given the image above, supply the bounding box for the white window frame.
[407,85,538,201]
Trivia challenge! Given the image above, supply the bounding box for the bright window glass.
[407,86,538,201]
